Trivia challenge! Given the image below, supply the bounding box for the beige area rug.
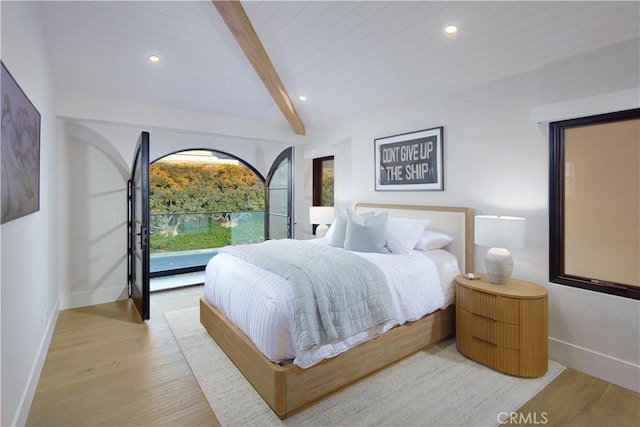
[165,307,564,427]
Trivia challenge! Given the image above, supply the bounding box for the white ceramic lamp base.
[316,223,329,238]
[485,247,513,284]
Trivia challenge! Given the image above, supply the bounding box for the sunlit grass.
[150,213,264,253]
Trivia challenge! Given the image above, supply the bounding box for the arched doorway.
[149,149,266,279]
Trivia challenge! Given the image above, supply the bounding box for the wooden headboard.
[354,203,474,274]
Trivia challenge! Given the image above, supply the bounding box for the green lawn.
[150,212,264,253]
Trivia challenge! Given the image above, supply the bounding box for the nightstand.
[455,274,548,377]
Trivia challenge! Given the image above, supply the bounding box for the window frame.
[549,108,640,300]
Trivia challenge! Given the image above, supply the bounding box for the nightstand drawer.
[457,285,520,324]
[458,308,520,350]
[457,331,520,376]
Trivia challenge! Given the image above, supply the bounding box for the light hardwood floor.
[28,286,639,426]
[27,286,220,427]
[514,368,640,426]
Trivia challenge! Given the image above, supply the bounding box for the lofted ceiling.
[36,1,640,134]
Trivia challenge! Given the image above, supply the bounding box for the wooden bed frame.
[200,203,473,419]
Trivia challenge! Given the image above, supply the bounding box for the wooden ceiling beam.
[213,0,306,136]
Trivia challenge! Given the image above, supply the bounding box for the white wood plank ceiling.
[36,1,640,133]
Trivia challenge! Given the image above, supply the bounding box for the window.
[313,156,334,207]
[312,156,334,234]
[549,108,639,299]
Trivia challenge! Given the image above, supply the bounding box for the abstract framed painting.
[1,61,41,224]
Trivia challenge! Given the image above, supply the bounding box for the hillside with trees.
[150,162,264,213]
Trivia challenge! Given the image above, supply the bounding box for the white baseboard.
[59,285,128,310]
[13,297,60,427]
[549,337,640,393]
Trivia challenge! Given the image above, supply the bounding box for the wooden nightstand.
[455,274,548,377]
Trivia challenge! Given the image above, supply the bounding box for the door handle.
[135,228,148,248]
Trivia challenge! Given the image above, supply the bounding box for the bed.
[200,203,473,419]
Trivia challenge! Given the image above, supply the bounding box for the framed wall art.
[1,61,41,224]
[374,126,443,191]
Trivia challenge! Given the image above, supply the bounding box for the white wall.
[57,93,307,148]
[0,2,60,425]
[59,127,129,309]
[307,38,640,392]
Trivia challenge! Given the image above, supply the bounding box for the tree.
[149,162,265,214]
[322,169,334,206]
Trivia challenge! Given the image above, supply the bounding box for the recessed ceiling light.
[148,55,161,63]
[444,25,458,35]
[298,95,307,101]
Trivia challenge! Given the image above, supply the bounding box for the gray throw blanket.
[219,239,395,351]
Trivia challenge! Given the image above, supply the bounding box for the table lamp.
[474,215,526,284]
[310,206,335,238]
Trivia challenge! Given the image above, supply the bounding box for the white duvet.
[203,240,459,368]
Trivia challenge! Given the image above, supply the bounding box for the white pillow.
[324,211,339,240]
[386,217,431,254]
[344,211,389,253]
[328,208,347,247]
[414,229,454,251]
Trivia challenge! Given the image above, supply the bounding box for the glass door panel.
[128,132,150,320]
[265,148,293,240]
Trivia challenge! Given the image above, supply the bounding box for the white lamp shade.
[309,206,335,225]
[474,215,526,249]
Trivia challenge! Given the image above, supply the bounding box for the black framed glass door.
[128,131,150,320]
[265,147,293,240]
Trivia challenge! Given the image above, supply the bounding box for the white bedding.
[203,240,460,368]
